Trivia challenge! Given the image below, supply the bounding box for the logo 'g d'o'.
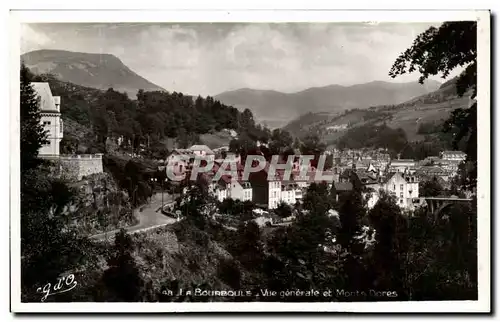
[36,273,78,302]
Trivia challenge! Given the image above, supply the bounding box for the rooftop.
[31,82,60,113]
[190,145,215,155]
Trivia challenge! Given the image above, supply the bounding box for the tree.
[337,190,365,252]
[20,63,47,172]
[420,177,444,197]
[390,21,477,189]
[302,182,334,215]
[269,129,293,155]
[300,133,326,157]
[60,135,79,154]
[103,229,144,301]
[20,65,92,298]
[235,221,263,269]
[275,201,293,219]
[20,166,87,289]
[240,108,256,130]
[368,192,409,298]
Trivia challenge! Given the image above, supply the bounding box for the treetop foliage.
[389,21,477,99]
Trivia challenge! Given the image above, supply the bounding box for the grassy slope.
[283,80,473,143]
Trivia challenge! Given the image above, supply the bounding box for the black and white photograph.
[9,9,490,313]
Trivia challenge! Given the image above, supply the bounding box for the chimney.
[53,96,61,112]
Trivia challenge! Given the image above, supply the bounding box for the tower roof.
[31,82,60,113]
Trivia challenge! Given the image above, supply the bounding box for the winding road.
[90,192,178,242]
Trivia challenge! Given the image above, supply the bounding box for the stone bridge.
[422,197,474,220]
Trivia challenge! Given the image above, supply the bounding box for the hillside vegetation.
[30,72,270,159]
[283,78,473,145]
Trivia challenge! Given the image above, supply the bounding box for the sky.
[20,22,460,96]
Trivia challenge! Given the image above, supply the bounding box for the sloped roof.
[335,182,353,191]
[441,150,466,155]
[31,82,60,112]
[190,145,214,154]
[391,159,415,164]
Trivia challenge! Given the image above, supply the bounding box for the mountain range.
[281,76,473,144]
[215,80,441,128]
[21,49,165,98]
[22,49,444,130]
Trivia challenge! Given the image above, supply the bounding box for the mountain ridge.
[281,77,472,144]
[21,49,165,98]
[215,79,442,129]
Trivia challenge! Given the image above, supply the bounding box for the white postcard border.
[9,9,491,313]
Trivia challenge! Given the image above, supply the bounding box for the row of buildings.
[30,82,466,212]
[164,144,467,211]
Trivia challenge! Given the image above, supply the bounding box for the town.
[17,19,481,306]
[33,79,472,230]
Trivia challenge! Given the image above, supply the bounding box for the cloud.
[20,24,53,53]
[20,22,454,96]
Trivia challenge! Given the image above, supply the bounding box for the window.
[400,199,403,204]
[400,192,403,198]
[393,184,396,190]
[400,184,404,190]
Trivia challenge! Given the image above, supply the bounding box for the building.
[440,150,467,162]
[226,178,253,202]
[208,162,252,203]
[389,159,416,174]
[333,182,353,202]
[31,82,63,156]
[190,144,215,161]
[415,165,453,182]
[366,172,420,210]
[165,149,193,177]
[212,178,253,203]
[213,178,230,202]
[249,166,304,209]
[326,124,348,132]
[31,82,103,180]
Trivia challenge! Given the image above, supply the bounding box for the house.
[415,165,453,182]
[249,166,302,209]
[421,156,442,166]
[225,178,253,202]
[189,144,215,161]
[326,123,348,132]
[389,159,416,174]
[366,172,420,210]
[213,178,230,202]
[209,162,252,202]
[333,182,353,202]
[165,149,193,178]
[31,82,63,156]
[440,150,467,162]
[280,183,299,206]
[267,174,283,209]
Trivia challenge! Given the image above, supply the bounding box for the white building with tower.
[31,82,63,156]
[30,82,103,180]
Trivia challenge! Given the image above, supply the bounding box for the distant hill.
[215,80,441,128]
[22,49,165,98]
[283,77,474,143]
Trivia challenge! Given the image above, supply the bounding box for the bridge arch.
[421,197,474,222]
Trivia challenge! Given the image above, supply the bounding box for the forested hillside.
[31,72,271,157]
